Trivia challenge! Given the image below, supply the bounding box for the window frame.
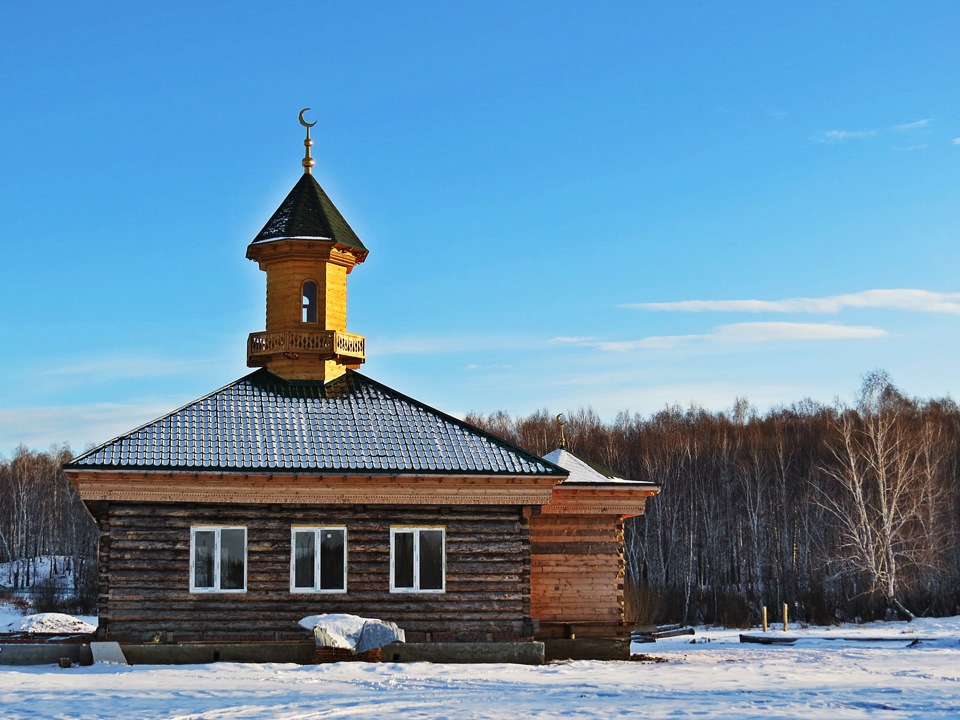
[389,526,446,594]
[189,526,247,594]
[301,279,318,323]
[289,526,348,594]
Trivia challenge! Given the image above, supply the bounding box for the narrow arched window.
[302,281,318,323]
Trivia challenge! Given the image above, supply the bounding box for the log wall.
[529,514,625,635]
[91,502,532,643]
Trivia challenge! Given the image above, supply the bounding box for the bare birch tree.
[810,372,934,618]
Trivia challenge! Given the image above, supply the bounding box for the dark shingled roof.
[251,173,367,251]
[65,370,565,477]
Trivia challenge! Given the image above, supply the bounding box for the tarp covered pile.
[298,613,405,653]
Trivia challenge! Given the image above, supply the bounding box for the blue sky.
[2,1,960,454]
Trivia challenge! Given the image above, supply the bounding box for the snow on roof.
[542,448,652,486]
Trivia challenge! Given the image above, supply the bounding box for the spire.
[556,414,567,450]
[299,108,317,174]
[249,109,367,252]
[245,109,368,382]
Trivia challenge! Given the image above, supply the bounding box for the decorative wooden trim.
[247,328,365,364]
[539,485,659,517]
[247,239,366,269]
[67,472,657,514]
[65,470,558,506]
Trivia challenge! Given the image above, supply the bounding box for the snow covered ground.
[0,616,958,719]
[0,556,76,588]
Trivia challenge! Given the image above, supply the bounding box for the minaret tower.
[246,109,368,382]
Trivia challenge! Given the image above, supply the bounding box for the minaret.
[246,109,368,382]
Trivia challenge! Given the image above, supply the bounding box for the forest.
[0,445,97,613]
[468,371,960,626]
[2,371,958,626]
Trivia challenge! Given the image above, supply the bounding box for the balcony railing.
[247,329,366,363]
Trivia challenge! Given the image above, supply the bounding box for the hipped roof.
[250,173,367,251]
[66,370,565,477]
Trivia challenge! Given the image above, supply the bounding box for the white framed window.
[290,527,347,593]
[190,526,247,593]
[390,527,445,593]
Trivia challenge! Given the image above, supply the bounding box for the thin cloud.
[711,322,886,342]
[953,138,960,146]
[587,336,695,352]
[38,355,224,379]
[895,119,932,131]
[551,336,596,344]
[817,129,877,143]
[0,402,179,456]
[624,289,960,315]
[817,120,932,145]
[574,322,887,352]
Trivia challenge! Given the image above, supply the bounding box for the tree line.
[0,445,98,611]
[467,371,960,626]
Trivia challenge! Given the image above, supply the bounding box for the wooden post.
[783,603,789,632]
[762,606,768,632]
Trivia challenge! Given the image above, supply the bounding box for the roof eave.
[65,465,566,478]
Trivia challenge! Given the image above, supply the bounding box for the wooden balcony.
[247,329,365,365]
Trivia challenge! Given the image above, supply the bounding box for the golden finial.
[298,108,317,174]
[556,413,567,450]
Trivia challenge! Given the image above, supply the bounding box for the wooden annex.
[64,114,659,658]
[530,448,657,648]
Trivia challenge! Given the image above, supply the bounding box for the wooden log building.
[64,113,659,653]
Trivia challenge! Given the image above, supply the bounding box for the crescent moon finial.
[298,108,317,174]
[556,414,567,450]
[298,107,317,128]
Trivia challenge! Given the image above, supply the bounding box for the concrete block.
[121,642,317,665]
[543,637,630,661]
[381,642,544,665]
[114,641,546,666]
[0,644,92,666]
